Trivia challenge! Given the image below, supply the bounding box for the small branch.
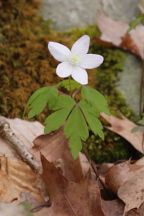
[30,200,51,213]
[0,118,41,173]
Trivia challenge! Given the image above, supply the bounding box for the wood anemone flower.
[48,35,104,85]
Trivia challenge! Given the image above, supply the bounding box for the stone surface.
[40,0,139,30]
[102,0,139,22]
[117,53,142,115]
[40,0,101,30]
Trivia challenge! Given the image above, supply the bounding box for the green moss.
[65,24,101,41]
[0,0,71,121]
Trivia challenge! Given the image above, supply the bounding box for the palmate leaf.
[57,79,81,91]
[24,86,58,118]
[44,95,75,134]
[79,100,104,140]
[64,106,89,158]
[82,86,110,115]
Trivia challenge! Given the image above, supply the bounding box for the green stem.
[69,77,72,96]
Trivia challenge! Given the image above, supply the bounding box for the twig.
[30,201,51,213]
[0,118,41,173]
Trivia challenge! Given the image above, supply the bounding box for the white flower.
[48,35,104,85]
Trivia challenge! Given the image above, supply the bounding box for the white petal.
[71,35,90,55]
[71,66,88,85]
[56,62,72,78]
[80,54,104,69]
[48,42,71,62]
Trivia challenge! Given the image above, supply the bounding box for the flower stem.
[69,77,72,96]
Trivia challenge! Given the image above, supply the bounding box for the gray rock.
[40,0,139,30]
[102,0,139,22]
[117,53,142,115]
[40,0,101,30]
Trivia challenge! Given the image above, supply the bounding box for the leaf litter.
[1,117,144,215]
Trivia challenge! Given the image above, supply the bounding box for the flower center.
[70,54,80,65]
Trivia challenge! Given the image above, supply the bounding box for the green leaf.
[79,100,104,140]
[82,86,110,115]
[19,201,33,216]
[69,135,82,159]
[57,79,81,91]
[24,87,58,118]
[64,106,89,158]
[64,106,89,140]
[142,0,144,8]
[44,95,75,134]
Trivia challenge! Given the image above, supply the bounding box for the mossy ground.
[0,0,140,163]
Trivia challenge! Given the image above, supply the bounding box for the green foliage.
[64,106,89,159]
[79,100,104,140]
[82,86,110,115]
[24,86,58,118]
[128,14,144,32]
[20,201,33,216]
[44,95,75,134]
[65,24,100,42]
[57,79,81,91]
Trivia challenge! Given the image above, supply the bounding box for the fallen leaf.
[40,154,104,216]
[0,156,44,204]
[101,199,124,216]
[118,169,144,212]
[127,202,144,216]
[105,158,144,213]
[96,11,144,59]
[101,112,144,154]
[33,127,90,182]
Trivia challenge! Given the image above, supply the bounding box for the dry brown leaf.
[101,112,144,154]
[105,158,144,193]
[33,127,90,182]
[127,202,144,216]
[39,154,104,216]
[0,156,44,204]
[105,161,132,194]
[101,199,124,216]
[105,158,144,213]
[0,170,20,202]
[96,11,144,59]
[118,169,144,212]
